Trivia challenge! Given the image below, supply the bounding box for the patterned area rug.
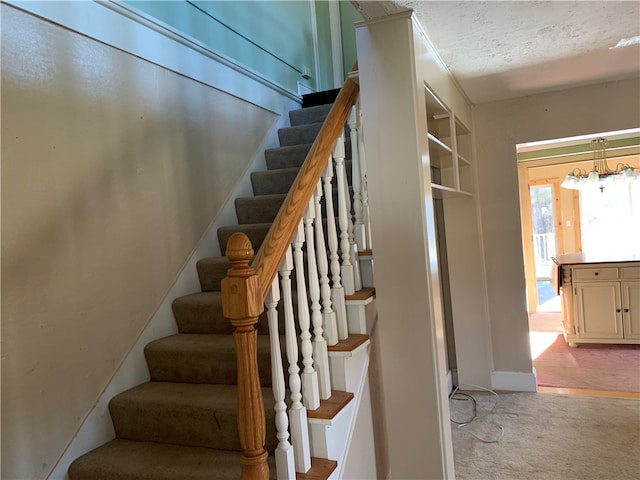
[533,333,640,392]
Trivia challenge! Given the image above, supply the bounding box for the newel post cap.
[221,233,263,322]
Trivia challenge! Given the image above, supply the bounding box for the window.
[580,181,640,256]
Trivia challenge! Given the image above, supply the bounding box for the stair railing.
[222,72,363,479]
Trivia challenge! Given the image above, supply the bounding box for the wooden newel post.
[221,232,269,480]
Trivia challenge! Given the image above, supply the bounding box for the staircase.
[68,91,372,479]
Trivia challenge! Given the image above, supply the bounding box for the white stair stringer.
[358,254,375,289]
[337,346,374,479]
[306,337,372,479]
[346,295,375,335]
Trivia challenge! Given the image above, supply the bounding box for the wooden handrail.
[222,70,359,479]
[252,76,360,300]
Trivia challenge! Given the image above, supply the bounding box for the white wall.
[0,3,299,479]
[474,78,640,374]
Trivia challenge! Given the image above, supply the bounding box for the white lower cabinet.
[563,264,640,346]
[575,281,623,339]
[621,281,640,340]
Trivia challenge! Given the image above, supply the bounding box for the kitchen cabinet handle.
[624,308,630,313]
[616,308,621,313]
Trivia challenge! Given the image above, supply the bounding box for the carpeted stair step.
[144,333,276,386]
[172,290,299,335]
[289,103,333,127]
[109,382,278,453]
[251,160,353,196]
[235,193,287,225]
[278,122,323,147]
[217,223,271,255]
[68,438,277,480]
[172,292,233,335]
[251,167,300,196]
[264,140,352,171]
[234,189,353,225]
[265,144,313,170]
[195,257,232,292]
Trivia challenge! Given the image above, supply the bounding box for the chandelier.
[560,138,639,192]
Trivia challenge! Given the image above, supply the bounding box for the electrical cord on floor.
[449,383,505,443]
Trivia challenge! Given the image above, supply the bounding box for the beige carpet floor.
[451,391,640,480]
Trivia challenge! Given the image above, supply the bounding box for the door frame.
[518,167,565,312]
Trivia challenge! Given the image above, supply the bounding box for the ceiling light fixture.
[560,138,639,192]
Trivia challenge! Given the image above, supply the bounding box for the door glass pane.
[530,185,557,279]
[580,182,640,257]
[530,185,559,309]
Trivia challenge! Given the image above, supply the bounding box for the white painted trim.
[337,350,371,478]
[328,0,344,87]
[447,370,454,394]
[491,370,537,392]
[297,81,317,96]
[309,0,322,91]
[6,0,302,109]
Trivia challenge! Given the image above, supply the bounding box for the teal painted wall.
[125,0,325,93]
[340,1,362,78]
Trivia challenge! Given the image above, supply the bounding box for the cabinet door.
[622,281,640,340]
[575,282,623,339]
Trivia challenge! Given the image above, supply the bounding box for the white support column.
[265,277,296,480]
[328,0,344,88]
[292,221,320,411]
[323,157,349,340]
[279,248,311,473]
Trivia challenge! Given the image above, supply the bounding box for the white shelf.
[424,83,473,196]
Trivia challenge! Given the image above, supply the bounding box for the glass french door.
[529,182,562,310]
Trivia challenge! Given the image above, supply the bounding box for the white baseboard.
[491,369,537,392]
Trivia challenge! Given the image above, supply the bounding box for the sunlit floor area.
[529,281,562,360]
[528,302,640,394]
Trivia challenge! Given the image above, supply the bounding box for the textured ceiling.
[353,1,640,104]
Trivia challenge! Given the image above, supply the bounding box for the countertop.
[552,252,640,266]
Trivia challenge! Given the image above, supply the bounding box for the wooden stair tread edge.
[345,287,375,301]
[327,333,370,352]
[357,249,373,256]
[306,390,354,420]
[297,457,338,480]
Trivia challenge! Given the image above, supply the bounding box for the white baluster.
[314,180,338,346]
[349,105,366,252]
[265,276,295,479]
[334,132,355,295]
[357,99,372,250]
[323,158,349,340]
[292,221,320,410]
[305,197,332,400]
[342,164,363,292]
[279,248,311,473]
